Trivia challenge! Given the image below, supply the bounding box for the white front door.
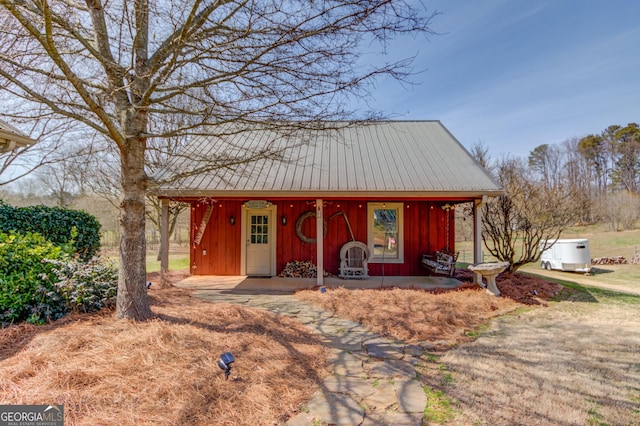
[245,209,274,276]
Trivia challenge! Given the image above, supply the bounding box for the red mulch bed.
[454,269,563,306]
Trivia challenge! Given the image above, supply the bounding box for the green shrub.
[0,231,118,326]
[0,231,72,325]
[43,256,118,314]
[0,200,101,260]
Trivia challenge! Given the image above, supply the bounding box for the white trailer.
[540,239,591,273]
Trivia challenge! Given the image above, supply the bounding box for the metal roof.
[154,121,502,198]
[0,119,35,152]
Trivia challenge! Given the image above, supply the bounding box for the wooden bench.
[422,249,459,277]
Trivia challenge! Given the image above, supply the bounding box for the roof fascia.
[154,189,505,199]
[0,129,36,150]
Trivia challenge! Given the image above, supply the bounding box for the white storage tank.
[540,239,591,273]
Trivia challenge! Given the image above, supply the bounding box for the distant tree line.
[475,122,640,232]
[465,121,639,272]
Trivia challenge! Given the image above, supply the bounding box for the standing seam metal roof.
[154,121,501,197]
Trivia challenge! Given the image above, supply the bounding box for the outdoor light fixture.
[230,215,235,225]
[282,215,287,225]
[217,352,235,380]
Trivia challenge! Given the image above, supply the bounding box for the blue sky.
[359,0,640,158]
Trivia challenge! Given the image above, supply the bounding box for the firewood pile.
[591,256,628,265]
[279,260,330,278]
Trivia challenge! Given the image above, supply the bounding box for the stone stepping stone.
[393,378,427,413]
[364,340,406,360]
[361,412,424,425]
[367,359,417,379]
[302,389,365,425]
[321,376,377,400]
[329,351,368,376]
[361,381,398,411]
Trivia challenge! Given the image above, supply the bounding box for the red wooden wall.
[189,198,455,276]
[189,200,243,275]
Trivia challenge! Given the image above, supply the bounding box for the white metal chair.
[339,241,370,279]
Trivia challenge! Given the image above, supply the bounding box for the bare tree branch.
[0,0,436,320]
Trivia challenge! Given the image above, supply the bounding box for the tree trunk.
[116,136,153,320]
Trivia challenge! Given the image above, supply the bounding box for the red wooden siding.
[190,200,242,275]
[189,198,455,276]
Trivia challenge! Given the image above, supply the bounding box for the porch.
[174,274,465,295]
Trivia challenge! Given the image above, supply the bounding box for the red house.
[154,121,501,285]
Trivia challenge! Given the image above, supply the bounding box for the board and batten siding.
[189,198,454,276]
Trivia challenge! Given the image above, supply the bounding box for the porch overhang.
[154,189,504,200]
[157,191,502,284]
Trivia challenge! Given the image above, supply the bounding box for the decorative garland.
[295,211,328,244]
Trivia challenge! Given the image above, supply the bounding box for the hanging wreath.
[295,211,328,244]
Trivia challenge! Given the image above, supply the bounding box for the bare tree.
[67,131,191,260]
[0,118,76,186]
[593,191,640,231]
[528,143,563,191]
[482,156,574,273]
[0,143,36,185]
[562,137,594,224]
[0,0,435,320]
[35,163,77,207]
[469,141,492,170]
[579,133,610,196]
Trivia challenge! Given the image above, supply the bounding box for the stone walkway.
[181,283,429,425]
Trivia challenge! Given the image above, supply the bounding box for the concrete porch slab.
[174,274,464,294]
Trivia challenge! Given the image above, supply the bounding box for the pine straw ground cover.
[295,273,563,347]
[0,287,329,425]
[0,271,564,425]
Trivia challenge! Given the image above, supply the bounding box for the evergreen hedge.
[0,200,101,260]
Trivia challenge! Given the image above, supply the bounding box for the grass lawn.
[457,224,640,263]
[146,250,190,273]
[457,224,640,294]
[103,247,191,273]
[425,280,640,426]
[295,273,640,425]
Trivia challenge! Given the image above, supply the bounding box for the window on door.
[367,202,404,263]
[250,215,269,244]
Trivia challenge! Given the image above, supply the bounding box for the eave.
[154,189,505,200]
[0,126,36,152]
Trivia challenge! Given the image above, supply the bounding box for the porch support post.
[316,198,324,286]
[160,198,170,287]
[473,196,487,284]
[473,195,488,280]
